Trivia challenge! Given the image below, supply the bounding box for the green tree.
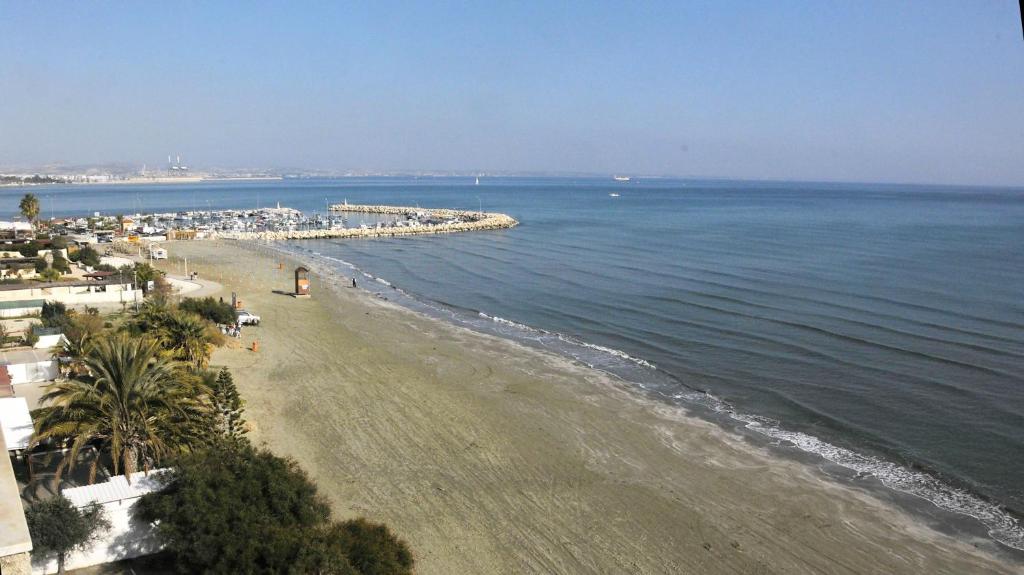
[41,301,71,329]
[132,262,165,293]
[72,245,101,267]
[179,297,236,325]
[51,250,71,273]
[33,333,212,482]
[137,443,413,575]
[159,312,212,370]
[25,496,110,575]
[19,193,40,223]
[39,268,61,282]
[212,368,246,440]
[17,240,42,258]
[24,325,40,346]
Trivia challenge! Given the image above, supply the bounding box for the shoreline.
[272,240,1024,554]
[157,239,1020,574]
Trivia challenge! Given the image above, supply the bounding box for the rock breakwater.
[214,204,518,241]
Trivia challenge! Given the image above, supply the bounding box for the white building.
[0,397,32,452]
[32,471,167,574]
[0,349,59,386]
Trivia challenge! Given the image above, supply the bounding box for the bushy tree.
[138,444,413,575]
[41,301,71,329]
[133,261,164,284]
[25,496,110,575]
[39,268,61,282]
[71,245,101,267]
[51,250,70,273]
[179,297,236,325]
[18,240,42,258]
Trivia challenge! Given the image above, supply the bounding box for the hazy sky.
[1,1,1022,185]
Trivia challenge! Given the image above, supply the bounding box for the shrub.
[71,245,101,267]
[179,297,237,325]
[39,268,61,282]
[17,241,41,257]
[23,326,39,347]
[34,258,47,273]
[51,250,70,274]
[41,301,70,328]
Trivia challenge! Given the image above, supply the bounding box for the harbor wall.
[213,204,518,241]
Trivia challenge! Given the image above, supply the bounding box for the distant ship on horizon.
[613,175,630,182]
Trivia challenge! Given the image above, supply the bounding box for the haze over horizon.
[2,1,1023,186]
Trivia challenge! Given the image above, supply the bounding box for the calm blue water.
[4,177,1023,550]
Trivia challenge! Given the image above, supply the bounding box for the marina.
[50,203,518,244]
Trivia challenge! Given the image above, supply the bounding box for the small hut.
[294,266,310,298]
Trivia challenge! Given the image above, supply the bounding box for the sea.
[3,177,1023,552]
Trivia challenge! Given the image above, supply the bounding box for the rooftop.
[0,398,32,451]
[0,299,45,311]
[0,348,56,365]
[63,469,168,508]
[0,432,32,557]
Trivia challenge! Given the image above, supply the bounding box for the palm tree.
[159,312,212,370]
[19,193,40,224]
[33,333,212,482]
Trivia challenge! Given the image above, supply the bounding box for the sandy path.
[159,240,1019,575]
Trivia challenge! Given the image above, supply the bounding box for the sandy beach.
[156,240,1019,575]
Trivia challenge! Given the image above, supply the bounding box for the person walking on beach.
[352,278,357,288]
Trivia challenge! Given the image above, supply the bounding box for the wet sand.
[158,240,1019,575]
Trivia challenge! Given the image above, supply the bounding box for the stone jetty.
[214,204,518,241]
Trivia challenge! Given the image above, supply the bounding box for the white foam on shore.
[271,240,1024,552]
[669,388,1024,551]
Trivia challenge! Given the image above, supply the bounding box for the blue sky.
[1,1,1022,185]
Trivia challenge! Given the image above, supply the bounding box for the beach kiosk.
[294,266,310,298]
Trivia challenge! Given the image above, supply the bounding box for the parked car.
[236,310,261,326]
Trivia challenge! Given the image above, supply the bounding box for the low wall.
[0,307,41,319]
[0,284,141,305]
[52,289,142,306]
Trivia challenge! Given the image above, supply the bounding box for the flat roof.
[0,300,44,311]
[0,398,32,451]
[63,469,168,508]
[0,432,32,556]
[0,348,55,365]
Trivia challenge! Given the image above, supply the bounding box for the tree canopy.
[138,443,413,575]
[25,496,110,575]
[33,333,212,481]
[19,192,40,222]
[179,296,237,325]
[70,245,101,268]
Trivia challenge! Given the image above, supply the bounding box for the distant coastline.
[0,175,284,188]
